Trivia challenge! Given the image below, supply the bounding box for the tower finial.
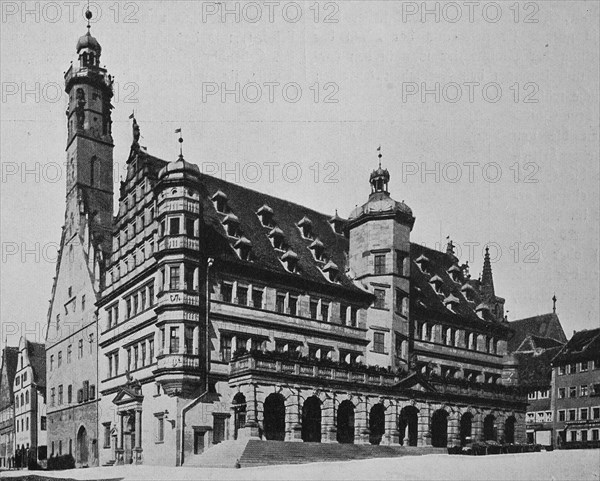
[85,1,92,30]
[175,128,183,158]
[377,145,382,168]
[552,294,557,313]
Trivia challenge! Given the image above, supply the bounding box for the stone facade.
[0,346,18,468]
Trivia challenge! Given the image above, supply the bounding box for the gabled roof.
[552,328,600,364]
[508,313,567,353]
[409,243,510,333]
[514,346,563,389]
[25,340,46,388]
[0,346,19,408]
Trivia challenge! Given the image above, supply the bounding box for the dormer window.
[309,238,325,261]
[448,264,461,283]
[321,260,339,283]
[429,275,444,295]
[444,294,460,312]
[234,237,252,261]
[212,190,228,213]
[297,216,313,239]
[461,283,476,303]
[256,205,274,227]
[329,211,345,235]
[281,249,299,273]
[222,213,240,238]
[268,227,285,250]
[415,254,430,273]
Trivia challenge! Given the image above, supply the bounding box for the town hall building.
[47,21,528,468]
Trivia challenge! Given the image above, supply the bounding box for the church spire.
[481,246,495,300]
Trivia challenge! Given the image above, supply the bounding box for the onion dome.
[158,154,200,182]
[76,30,102,54]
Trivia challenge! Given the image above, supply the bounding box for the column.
[355,397,370,445]
[116,413,124,465]
[497,415,505,443]
[134,409,143,464]
[448,412,460,447]
[472,414,484,442]
[321,396,336,443]
[193,327,199,355]
[238,384,260,439]
[383,401,400,445]
[285,391,302,442]
[418,404,431,447]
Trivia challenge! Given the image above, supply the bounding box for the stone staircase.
[102,459,116,467]
[190,440,446,468]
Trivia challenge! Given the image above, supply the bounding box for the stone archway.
[369,404,385,445]
[336,400,355,444]
[460,412,473,446]
[301,396,322,443]
[76,425,88,466]
[504,416,516,444]
[431,409,449,448]
[263,393,286,441]
[399,406,419,446]
[232,392,247,440]
[484,414,496,441]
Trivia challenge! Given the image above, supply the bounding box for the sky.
[1,0,598,347]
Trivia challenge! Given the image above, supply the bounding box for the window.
[81,294,86,311]
[581,361,589,372]
[539,389,549,399]
[25,391,29,404]
[593,430,599,441]
[134,346,139,370]
[425,324,433,342]
[50,388,55,407]
[68,385,72,404]
[528,391,537,400]
[309,300,319,319]
[148,340,154,364]
[321,301,329,322]
[558,365,566,375]
[169,217,180,235]
[374,289,386,309]
[595,359,600,370]
[41,416,46,431]
[186,217,195,237]
[581,408,589,420]
[396,253,408,276]
[568,409,577,421]
[185,327,194,354]
[251,287,263,308]
[558,388,566,399]
[395,336,404,359]
[170,327,180,354]
[581,430,588,442]
[221,282,233,303]
[288,296,298,316]
[127,348,132,371]
[220,335,232,362]
[156,415,165,443]
[581,385,589,397]
[141,342,147,366]
[170,266,180,290]
[58,351,62,368]
[275,293,285,314]
[58,385,63,405]
[374,255,386,275]
[340,304,348,324]
[558,410,566,422]
[83,380,90,402]
[569,386,577,398]
[373,332,385,353]
[570,431,577,442]
[67,345,72,364]
[396,290,409,317]
[78,339,83,358]
[50,355,54,370]
[149,285,155,306]
[569,363,577,374]
[237,286,248,306]
[103,423,111,448]
[593,408,600,419]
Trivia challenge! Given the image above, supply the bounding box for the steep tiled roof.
[507,313,567,353]
[0,346,19,408]
[410,243,510,334]
[514,346,562,389]
[552,328,600,364]
[26,340,46,388]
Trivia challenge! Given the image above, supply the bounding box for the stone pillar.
[285,393,302,442]
[496,415,505,443]
[515,413,527,444]
[321,397,337,443]
[418,404,431,447]
[355,398,370,445]
[193,327,199,355]
[473,414,484,442]
[238,384,260,439]
[383,401,400,445]
[448,412,460,447]
[115,413,125,465]
[133,409,143,464]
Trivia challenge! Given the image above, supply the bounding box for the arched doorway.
[263,394,286,441]
[504,416,516,444]
[484,414,496,441]
[431,410,449,447]
[369,404,385,445]
[460,412,473,446]
[301,396,322,442]
[398,406,419,446]
[232,393,247,440]
[77,426,88,466]
[336,400,355,444]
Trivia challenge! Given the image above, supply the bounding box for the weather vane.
[175,128,183,157]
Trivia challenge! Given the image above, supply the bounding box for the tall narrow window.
[221,282,233,303]
[237,286,248,306]
[169,217,180,235]
[170,327,180,353]
[275,293,285,314]
[320,301,330,322]
[309,300,319,319]
[373,332,385,353]
[220,335,232,362]
[252,287,263,308]
[170,266,180,290]
[374,289,386,309]
[289,296,298,316]
[185,327,194,354]
[374,255,386,275]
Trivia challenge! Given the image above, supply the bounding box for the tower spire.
[175,128,183,158]
[552,294,557,313]
[481,245,495,300]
